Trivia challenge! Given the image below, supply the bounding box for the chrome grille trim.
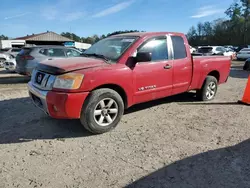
[31,69,56,91]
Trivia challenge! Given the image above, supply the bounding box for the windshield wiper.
[82,53,111,63]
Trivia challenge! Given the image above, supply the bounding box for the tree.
[240,0,250,44]
[0,35,8,40]
[187,26,198,46]
[187,0,250,46]
[61,32,81,42]
[61,30,143,44]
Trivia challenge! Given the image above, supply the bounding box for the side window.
[220,47,226,52]
[216,47,222,51]
[39,49,48,56]
[65,49,81,57]
[48,48,65,57]
[171,36,187,59]
[138,37,168,61]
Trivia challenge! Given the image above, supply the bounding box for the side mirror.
[136,52,152,62]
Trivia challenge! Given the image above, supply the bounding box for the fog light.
[53,105,58,112]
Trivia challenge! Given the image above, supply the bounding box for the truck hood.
[37,57,107,75]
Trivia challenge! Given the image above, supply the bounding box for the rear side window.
[48,48,65,57]
[65,49,81,57]
[198,47,213,53]
[171,36,187,59]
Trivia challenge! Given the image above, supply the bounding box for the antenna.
[70,26,73,40]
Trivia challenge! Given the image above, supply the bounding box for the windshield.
[83,36,138,61]
[0,48,10,52]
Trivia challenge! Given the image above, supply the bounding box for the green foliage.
[61,30,142,44]
[187,0,250,46]
[0,35,8,40]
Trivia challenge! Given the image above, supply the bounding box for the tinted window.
[48,48,65,57]
[198,47,212,53]
[65,49,81,57]
[138,37,168,61]
[39,49,48,56]
[19,48,32,55]
[198,47,213,53]
[12,49,21,52]
[171,36,187,59]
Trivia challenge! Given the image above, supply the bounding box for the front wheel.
[80,88,124,134]
[197,76,218,101]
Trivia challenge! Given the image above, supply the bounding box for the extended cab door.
[170,35,192,95]
[133,36,173,104]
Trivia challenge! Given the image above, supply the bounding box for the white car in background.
[189,46,196,53]
[197,46,236,59]
[0,53,12,68]
[0,48,22,68]
[237,48,250,60]
[3,55,17,72]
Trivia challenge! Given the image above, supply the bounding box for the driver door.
[133,36,173,104]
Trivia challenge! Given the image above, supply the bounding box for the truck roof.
[111,32,184,38]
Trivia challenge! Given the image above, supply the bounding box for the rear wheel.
[197,76,218,101]
[243,61,250,71]
[80,88,124,134]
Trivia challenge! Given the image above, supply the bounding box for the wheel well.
[93,84,128,108]
[208,71,220,82]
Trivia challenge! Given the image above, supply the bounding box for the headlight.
[53,73,84,89]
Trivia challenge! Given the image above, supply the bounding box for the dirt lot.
[0,61,249,188]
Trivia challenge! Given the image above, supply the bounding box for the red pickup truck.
[28,32,231,134]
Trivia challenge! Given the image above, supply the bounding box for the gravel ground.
[0,61,249,188]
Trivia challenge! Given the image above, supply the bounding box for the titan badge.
[138,85,156,91]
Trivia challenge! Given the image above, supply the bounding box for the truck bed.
[190,55,231,90]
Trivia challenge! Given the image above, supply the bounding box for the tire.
[80,88,124,134]
[243,61,250,71]
[197,76,218,101]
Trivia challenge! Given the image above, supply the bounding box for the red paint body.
[41,32,231,119]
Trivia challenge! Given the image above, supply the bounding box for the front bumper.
[28,82,89,119]
[4,64,16,71]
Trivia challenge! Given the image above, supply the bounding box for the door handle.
[164,65,172,69]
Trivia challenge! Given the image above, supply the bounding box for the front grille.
[32,69,56,90]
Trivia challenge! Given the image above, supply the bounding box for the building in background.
[0,40,25,49]
[0,31,91,50]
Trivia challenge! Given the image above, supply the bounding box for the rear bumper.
[28,82,89,119]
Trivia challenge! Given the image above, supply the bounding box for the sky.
[0,0,235,38]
